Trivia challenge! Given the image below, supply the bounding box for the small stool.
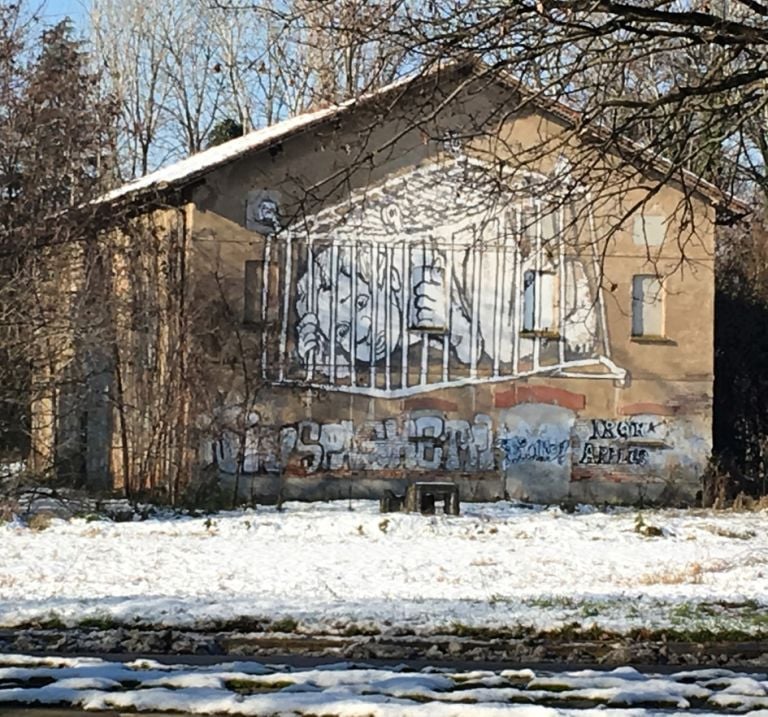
[405,481,460,515]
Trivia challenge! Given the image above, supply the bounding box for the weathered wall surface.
[200,379,710,504]
[186,79,715,506]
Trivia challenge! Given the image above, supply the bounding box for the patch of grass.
[610,698,683,708]
[225,678,295,694]
[36,613,66,629]
[669,602,699,621]
[380,692,448,704]
[269,617,299,633]
[524,596,578,610]
[78,614,119,630]
[433,597,768,648]
[662,599,768,641]
[527,681,574,693]
[487,593,515,606]
[580,604,601,618]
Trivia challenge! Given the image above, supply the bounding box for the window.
[632,214,665,248]
[522,270,556,334]
[243,260,260,324]
[631,275,664,338]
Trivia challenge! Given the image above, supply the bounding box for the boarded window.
[243,260,260,324]
[632,275,664,337]
[522,270,556,332]
[523,270,536,332]
[632,214,665,247]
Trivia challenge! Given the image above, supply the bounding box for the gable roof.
[99,59,749,214]
[99,70,423,205]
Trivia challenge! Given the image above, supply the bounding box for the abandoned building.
[30,62,740,505]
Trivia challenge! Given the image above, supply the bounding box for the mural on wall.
[256,157,626,397]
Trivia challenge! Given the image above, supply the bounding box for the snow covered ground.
[0,501,767,635]
[1,653,768,715]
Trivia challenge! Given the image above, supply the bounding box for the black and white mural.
[255,157,626,397]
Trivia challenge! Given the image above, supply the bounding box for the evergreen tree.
[0,9,115,478]
[207,117,244,147]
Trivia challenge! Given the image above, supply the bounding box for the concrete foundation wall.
[204,377,711,505]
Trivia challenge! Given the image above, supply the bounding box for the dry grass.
[27,512,53,531]
[637,562,704,585]
[701,524,757,540]
[81,525,105,538]
[0,498,19,522]
[636,558,734,585]
[470,558,499,567]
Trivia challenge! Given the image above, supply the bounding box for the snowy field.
[1,501,767,635]
[2,653,768,715]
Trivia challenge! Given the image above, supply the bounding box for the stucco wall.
[186,79,715,506]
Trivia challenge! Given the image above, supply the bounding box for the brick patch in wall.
[494,384,586,410]
[404,396,459,413]
[571,469,664,484]
[517,385,586,411]
[620,402,679,416]
[494,386,518,408]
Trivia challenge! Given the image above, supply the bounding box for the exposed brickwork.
[571,469,666,484]
[517,385,586,411]
[494,386,518,408]
[495,384,586,410]
[620,402,679,416]
[404,396,459,413]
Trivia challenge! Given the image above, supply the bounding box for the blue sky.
[39,0,89,34]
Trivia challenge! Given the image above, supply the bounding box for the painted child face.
[316,269,402,364]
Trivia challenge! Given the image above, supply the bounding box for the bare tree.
[90,0,412,177]
[90,0,172,178]
[91,0,226,175]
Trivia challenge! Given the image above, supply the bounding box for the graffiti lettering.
[213,412,672,474]
[500,437,570,466]
[578,417,664,466]
[215,413,497,475]
[579,443,650,466]
[588,418,661,441]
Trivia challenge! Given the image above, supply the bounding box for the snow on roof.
[100,107,341,204]
[99,59,749,213]
[98,70,425,205]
